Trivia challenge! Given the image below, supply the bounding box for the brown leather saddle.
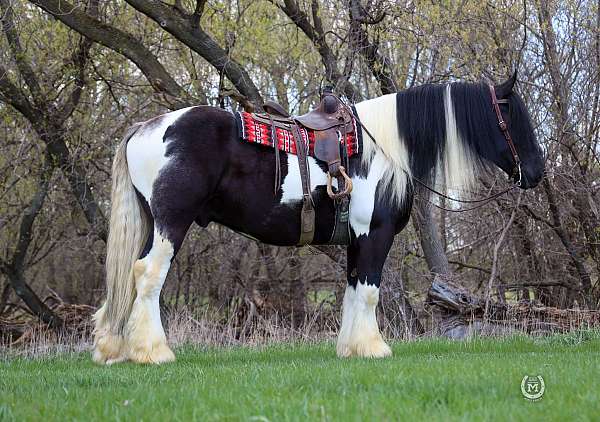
[251,90,354,245]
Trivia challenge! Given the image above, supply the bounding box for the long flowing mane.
[354,82,504,205]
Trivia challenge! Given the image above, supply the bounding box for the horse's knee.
[358,282,379,307]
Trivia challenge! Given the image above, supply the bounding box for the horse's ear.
[495,70,517,98]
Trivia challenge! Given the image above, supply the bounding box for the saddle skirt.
[236,111,361,159]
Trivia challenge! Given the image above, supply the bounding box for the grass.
[1,334,599,421]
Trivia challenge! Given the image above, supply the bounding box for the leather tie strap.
[291,125,315,245]
[269,115,281,195]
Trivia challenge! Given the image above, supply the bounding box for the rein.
[340,84,522,212]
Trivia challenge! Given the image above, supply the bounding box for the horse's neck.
[354,94,411,176]
[354,87,479,194]
[353,94,412,206]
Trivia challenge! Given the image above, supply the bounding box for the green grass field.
[1,334,599,421]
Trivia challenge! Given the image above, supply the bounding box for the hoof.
[353,338,392,358]
[128,340,176,364]
[337,337,392,358]
[336,342,352,358]
[92,332,126,365]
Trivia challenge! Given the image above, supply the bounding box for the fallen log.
[427,276,600,338]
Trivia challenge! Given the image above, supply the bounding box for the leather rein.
[342,84,522,213]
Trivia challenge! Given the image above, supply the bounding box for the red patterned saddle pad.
[236,111,361,158]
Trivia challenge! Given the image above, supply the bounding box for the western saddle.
[251,89,355,245]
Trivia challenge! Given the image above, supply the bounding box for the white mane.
[354,94,411,206]
[438,84,478,192]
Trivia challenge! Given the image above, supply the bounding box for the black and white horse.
[93,74,544,364]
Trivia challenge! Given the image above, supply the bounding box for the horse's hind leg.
[124,224,180,364]
[123,172,199,363]
[124,162,200,364]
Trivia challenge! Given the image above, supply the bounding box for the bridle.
[339,84,523,212]
[489,84,522,187]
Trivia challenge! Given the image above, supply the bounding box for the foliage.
[0,0,599,329]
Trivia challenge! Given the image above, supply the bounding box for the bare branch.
[0,64,37,122]
[484,192,521,317]
[124,0,264,106]
[30,0,192,109]
[348,0,397,94]
[349,0,386,25]
[0,0,46,111]
[0,151,63,327]
[0,64,108,241]
[279,0,362,100]
[192,0,207,25]
[57,0,98,120]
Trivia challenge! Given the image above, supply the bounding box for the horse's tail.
[93,124,150,362]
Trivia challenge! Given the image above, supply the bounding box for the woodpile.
[428,277,600,338]
[0,294,95,346]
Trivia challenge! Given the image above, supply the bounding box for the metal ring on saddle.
[326,166,353,200]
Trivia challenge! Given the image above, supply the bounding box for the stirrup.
[326,166,353,200]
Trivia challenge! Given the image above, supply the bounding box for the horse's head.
[486,72,545,189]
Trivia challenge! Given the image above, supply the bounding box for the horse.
[92,73,544,364]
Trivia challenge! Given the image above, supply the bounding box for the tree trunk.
[412,198,451,275]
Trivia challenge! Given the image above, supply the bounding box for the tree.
[1,0,599,336]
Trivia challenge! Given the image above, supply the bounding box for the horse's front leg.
[337,228,394,358]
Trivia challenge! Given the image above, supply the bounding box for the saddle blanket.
[236,111,361,158]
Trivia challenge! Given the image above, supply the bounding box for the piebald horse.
[93,74,544,364]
